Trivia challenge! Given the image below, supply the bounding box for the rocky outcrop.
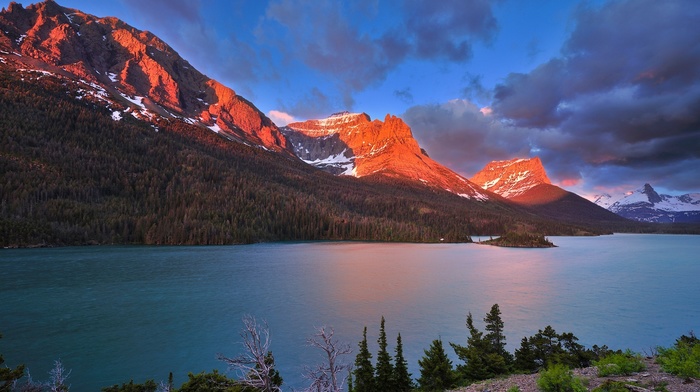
[470,157,551,198]
[0,0,289,153]
[284,112,490,200]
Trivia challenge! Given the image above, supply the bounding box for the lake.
[1,234,699,390]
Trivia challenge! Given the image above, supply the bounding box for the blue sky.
[37,0,700,197]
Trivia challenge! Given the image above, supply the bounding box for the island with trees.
[479,232,557,248]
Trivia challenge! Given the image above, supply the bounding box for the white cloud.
[268,110,297,126]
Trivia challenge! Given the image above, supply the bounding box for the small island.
[479,232,556,248]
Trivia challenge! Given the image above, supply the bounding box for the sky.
[38,0,700,197]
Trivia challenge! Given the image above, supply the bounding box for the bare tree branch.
[303,326,352,392]
[218,315,282,392]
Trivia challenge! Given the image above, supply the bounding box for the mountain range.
[593,184,700,223]
[0,0,688,246]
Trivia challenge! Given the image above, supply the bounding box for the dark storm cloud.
[263,0,407,93]
[261,0,501,116]
[394,87,414,104]
[404,0,499,61]
[404,100,529,176]
[482,0,700,192]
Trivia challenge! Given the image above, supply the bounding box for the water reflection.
[1,235,699,391]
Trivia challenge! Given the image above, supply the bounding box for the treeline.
[4,307,698,391]
[1,68,615,247]
[350,304,611,391]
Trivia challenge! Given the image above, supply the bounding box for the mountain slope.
[0,0,289,152]
[471,158,629,225]
[594,184,700,223]
[283,112,491,200]
[1,67,525,246]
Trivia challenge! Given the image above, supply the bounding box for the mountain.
[593,184,700,223]
[469,157,551,198]
[0,1,653,247]
[471,157,629,225]
[0,0,290,153]
[282,112,491,200]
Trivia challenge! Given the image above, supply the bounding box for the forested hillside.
[1,69,603,247]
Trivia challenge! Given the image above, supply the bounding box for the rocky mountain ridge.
[594,184,700,223]
[470,157,628,225]
[283,112,491,200]
[0,0,290,153]
[470,157,552,198]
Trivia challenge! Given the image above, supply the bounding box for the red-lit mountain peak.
[470,157,551,198]
[0,0,289,153]
[283,112,490,200]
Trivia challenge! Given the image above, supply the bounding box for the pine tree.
[451,311,508,382]
[353,327,375,392]
[375,317,394,391]
[392,333,414,391]
[417,338,455,391]
[483,303,513,367]
[1,333,25,392]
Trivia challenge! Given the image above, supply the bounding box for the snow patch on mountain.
[470,157,551,199]
[594,184,700,222]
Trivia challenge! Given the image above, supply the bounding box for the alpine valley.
[0,0,689,247]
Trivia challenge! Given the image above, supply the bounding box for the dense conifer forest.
[3,68,691,247]
[0,68,620,247]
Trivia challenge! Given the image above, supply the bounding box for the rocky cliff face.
[0,0,289,152]
[470,157,551,198]
[283,112,490,200]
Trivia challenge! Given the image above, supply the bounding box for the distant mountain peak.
[470,157,551,198]
[593,183,700,223]
[642,183,662,204]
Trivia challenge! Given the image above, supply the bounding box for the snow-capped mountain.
[594,184,700,223]
[0,0,290,153]
[282,112,491,200]
[470,157,552,198]
[471,157,628,224]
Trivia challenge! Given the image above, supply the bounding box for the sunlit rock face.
[0,0,290,153]
[283,112,490,200]
[470,157,552,199]
[472,157,628,223]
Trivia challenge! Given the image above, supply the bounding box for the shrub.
[536,364,586,392]
[656,339,700,381]
[592,380,632,392]
[507,386,521,392]
[594,349,646,376]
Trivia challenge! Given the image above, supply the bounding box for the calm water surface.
[1,234,699,390]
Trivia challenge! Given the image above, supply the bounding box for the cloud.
[279,87,339,120]
[268,110,297,126]
[482,0,700,193]
[404,0,500,61]
[120,0,202,24]
[394,87,414,104]
[118,0,264,97]
[404,99,530,177]
[259,0,500,97]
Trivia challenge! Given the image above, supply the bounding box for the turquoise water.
[1,234,699,390]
